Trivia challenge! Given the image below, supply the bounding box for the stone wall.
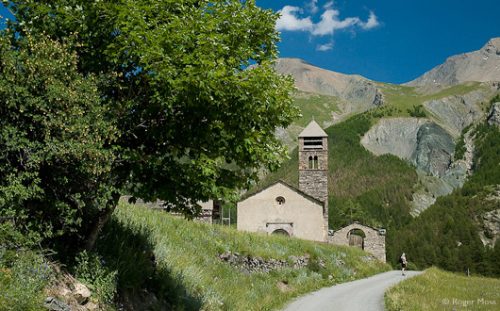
[329,223,386,263]
[298,170,328,203]
[218,251,319,274]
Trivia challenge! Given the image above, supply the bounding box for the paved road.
[283,270,422,311]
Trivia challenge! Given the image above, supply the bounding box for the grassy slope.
[385,267,500,311]
[378,82,487,117]
[292,91,341,128]
[280,91,341,150]
[97,202,389,311]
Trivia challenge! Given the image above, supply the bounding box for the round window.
[276,196,285,205]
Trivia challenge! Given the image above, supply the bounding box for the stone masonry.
[329,223,386,263]
[298,122,329,240]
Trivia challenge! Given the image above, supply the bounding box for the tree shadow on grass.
[96,217,203,311]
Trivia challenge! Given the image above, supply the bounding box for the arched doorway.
[272,229,290,236]
[347,228,366,249]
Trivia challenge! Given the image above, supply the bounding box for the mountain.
[254,40,500,273]
[406,38,500,86]
[272,58,386,150]
[274,58,384,113]
[274,50,498,213]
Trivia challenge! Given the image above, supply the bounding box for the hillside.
[272,40,500,216]
[385,268,500,311]
[255,41,500,271]
[406,38,500,86]
[391,113,500,276]
[92,202,389,310]
[275,58,384,116]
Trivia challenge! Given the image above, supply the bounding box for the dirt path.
[283,270,422,311]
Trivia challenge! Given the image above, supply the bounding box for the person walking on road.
[399,253,407,276]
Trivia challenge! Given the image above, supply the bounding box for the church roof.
[299,120,328,137]
[239,180,325,207]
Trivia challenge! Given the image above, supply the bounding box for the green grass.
[97,201,390,310]
[378,82,485,118]
[385,267,500,311]
[292,91,341,128]
[0,249,53,311]
[278,91,342,151]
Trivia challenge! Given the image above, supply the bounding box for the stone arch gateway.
[329,222,386,262]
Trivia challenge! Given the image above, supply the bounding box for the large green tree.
[0,34,116,248]
[2,0,298,251]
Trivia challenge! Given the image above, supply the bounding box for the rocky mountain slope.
[275,58,384,114]
[406,38,500,86]
[273,48,499,213]
[360,117,467,214]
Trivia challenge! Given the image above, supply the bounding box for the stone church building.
[237,120,387,262]
[237,120,329,242]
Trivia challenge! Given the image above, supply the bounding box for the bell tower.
[298,120,329,236]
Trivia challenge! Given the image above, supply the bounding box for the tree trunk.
[84,192,121,251]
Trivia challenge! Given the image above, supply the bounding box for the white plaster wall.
[237,183,327,242]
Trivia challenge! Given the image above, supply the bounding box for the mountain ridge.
[274,57,384,114]
[405,37,500,86]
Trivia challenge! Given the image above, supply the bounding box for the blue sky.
[257,0,500,83]
[1,2,499,83]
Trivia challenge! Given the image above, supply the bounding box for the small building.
[122,196,221,224]
[195,200,221,224]
[329,222,386,262]
[237,120,329,242]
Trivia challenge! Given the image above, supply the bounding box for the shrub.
[0,250,53,311]
[74,251,118,304]
[407,105,427,117]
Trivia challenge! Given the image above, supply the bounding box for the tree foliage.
[0,34,116,246]
[1,0,298,251]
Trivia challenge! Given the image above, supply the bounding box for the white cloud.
[323,1,334,10]
[360,11,380,30]
[276,4,381,36]
[307,0,319,14]
[312,9,360,36]
[316,42,334,51]
[276,6,313,32]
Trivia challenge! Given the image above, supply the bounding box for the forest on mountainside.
[392,98,500,276]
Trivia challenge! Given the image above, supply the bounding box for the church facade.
[237,120,330,242]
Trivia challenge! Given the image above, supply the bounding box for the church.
[237,120,329,242]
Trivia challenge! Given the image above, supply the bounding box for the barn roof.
[299,120,328,138]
